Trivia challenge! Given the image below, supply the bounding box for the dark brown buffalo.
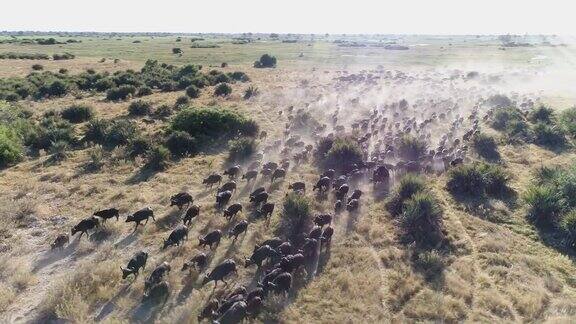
[93,208,119,222]
[126,207,155,230]
[203,174,222,188]
[71,216,100,238]
[121,251,148,279]
[183,205,200,225]
[199,230,222,249]
[202,259,237,286]
[182,252,208,272]
[228,220,248,240]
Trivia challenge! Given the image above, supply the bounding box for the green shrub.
[105,120,138,147]
[29,116,75,150]
[400,192,444,247]
[228,71,250,82]
[94,78,115,92]
[228,138,256,162]
[61,104,93,123]
[154,104,172,118]
[398,135,427,161]
[49,140,69,161]
[185,85,200,98]
[126,136,152,159]
[214,83,232,97]
[244,86,259,99]
[0,125,24,167]
[254,54,277,68]
[83,119,110,144]
[145,146,170,170]
[165,131,198,157]
[278,193,311,240]
[85,145,104,171]
[106,85,136,101]
[47,80,69,97]
[524,185,566,227]
[559,106,576,139]
[446,163,510,198]
[414,250,444,277]
[171,107,257,143]
[490,107,524,131]
[560,210,576,247]
[532,123,566,149]
[321,137,363,171]
[128,100,152,116]
[32,64,43,71]
[529,105,555,124]
[175,96,189,107]
[387,174,426,215]
[136,86,152,97]
[472,133,499,160]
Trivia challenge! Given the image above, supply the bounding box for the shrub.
[387,174,426,215]
[244,86,259,99]
[29,116,75,150]
[532,123,566,149]
[0,125,24,168]
[254,54,277,68]
[560,106,576,139]
[106,85,136,101]
[212,72,231,84]
[228,138,256,162]
[446,163,509,198]
[472,133,499,160]
[228,71,249,82]
[128,100,152,116]
[59,68,68,74]
[400,192,444,247]
[490,107,524,131]
[136,86,152,97]
[278,193,311,240]
[47,80,69,97]
[185,85,200,98]
[85,145,104,171]
[61,104,93,123]
[414,250,444,277]
[323,137,363,172]
[175,96,189,107]
[214,83,232,97]
[83,119,110,144]
[94,78,114,92]
[172,48,182,54]
[560,210,576,247]
[154,104,172,118]
[32,64,43,71]
[529,105,555,124]
[171,107,257,143]
[398,135,427,161]
[165,131,198,157]
[487,94,512,108]
[105,120,138,147]
[524,185,566,227]
[145,145,170,170]
[49,140,70,162]
[126,136,152,159]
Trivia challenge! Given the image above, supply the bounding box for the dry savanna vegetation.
[1,32,576,323]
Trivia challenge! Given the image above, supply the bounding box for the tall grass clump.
[214,83,232,97]
[471,133,500,160]
[398,135,427,161]
[145,145,170,170]
[60,104,93,123]
[446,163,510,198]
[165,131,198,157]
[532,123,567,149]
[528,105,555,124]
[278,193,311,241]
[559,106,576,139]
[317,137,363,172]
[227,138,256,162]
[128,100,152,116]
[171,107,257,145]
[400,192,444,247]
[387,174,426,216]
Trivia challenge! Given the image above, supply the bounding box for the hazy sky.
[1,0,574,34]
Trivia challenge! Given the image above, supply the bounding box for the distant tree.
[254,54,277,68]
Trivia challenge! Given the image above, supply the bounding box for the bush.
[322,137,363,172]
[171,107,257,143]
[145,146,170,170]
[185,85,200,98]
[254,54,277,68]
[0,125,24,168]
[83,119,110,144]
[446,163,510,198]
[32,64,43,71]
[165,131,198,157]
[85,145,104,171]
[560,106,576,139]
[175,96,189,107]
[529,105,555,124]
[560,210,576,247]
[136,86,152,97]
[49,140,69,161]
[172,48,182,54]
[105,120,138,147]
[487,94,512,108]
[128,100,152,116]
[126,136,152,159]
[94,78,114,92]
[524,185,566,227]
[228,138,256,162]
[29,116,75,150]
[61,104,93,123]
[278,193,311,240]
[414,250,444,277]
[154,104,172,118]
[214,83,232,97]
[400,192,444,247]
[106,85,136,101]
[472,133,499,160]
[59,68,68,74]
[398,135,427,161]
[47,80,69,97]
[228,71,250,82]
[532,123,566,149]
[244,86,259,99]
[387,174,426,215]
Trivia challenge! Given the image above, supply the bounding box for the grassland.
[1,33,576,323]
